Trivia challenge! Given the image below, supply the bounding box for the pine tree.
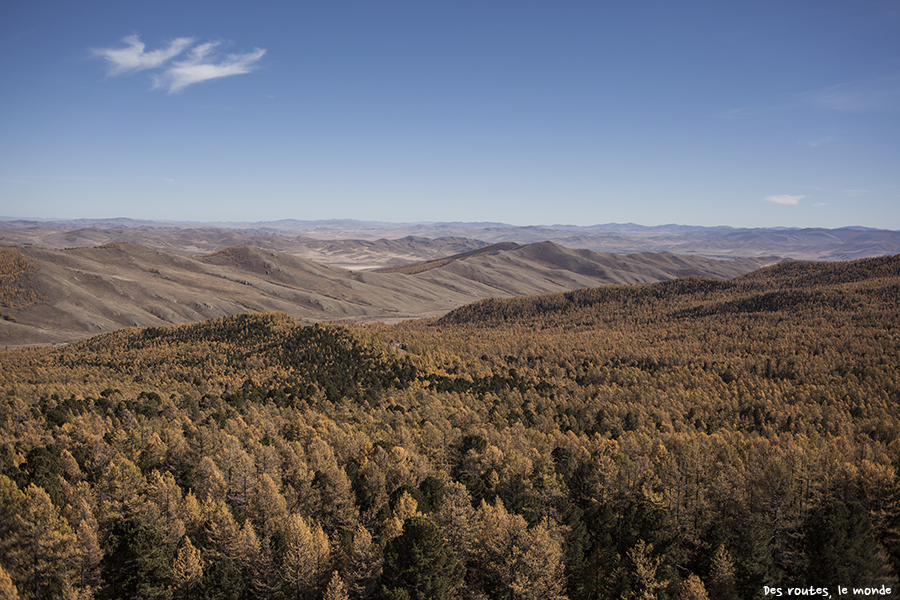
[379,516,463,600]
[0,474,26,591]
[805,500,897,588]
[198,553,244,600]
[99,516,172,600]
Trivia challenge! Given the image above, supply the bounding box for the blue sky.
[1,1,899,229]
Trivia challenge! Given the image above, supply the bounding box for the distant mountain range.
[2,218,899,262]
[0,241,775,346]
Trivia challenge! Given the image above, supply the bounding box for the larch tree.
[204,499,242,561]
[511,517,568,600]
[179,490,203,537]
[383,490,421,542]
[472,499,567,600]
[626,540,666,600]
[247,472,289,539]
[248,533,282,600]
[96,454,146,524]
[217,434,256,511]
[307,437,360,531]
[74,509,102,596]
[677,574,710,600]
[8,484,77,600]
[707,544,738,600]
[235,518,262,574]
[0,564,20,600]
[316,461,360,533]
[433,480,476,563]
[171,536,203,600]
[342,525,382,600]
[144,469,185,550]
[323,571,350,600]
[193,456,228,503]
[282,514,331,600]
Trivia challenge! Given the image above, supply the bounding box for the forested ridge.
[1,255,899,599]
[0,248,45,318]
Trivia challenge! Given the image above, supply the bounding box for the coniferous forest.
[1,255,900,599]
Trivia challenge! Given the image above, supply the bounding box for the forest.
[1,254,899,600]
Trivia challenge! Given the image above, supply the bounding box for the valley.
[0,241,776,347]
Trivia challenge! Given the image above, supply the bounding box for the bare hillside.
[0,242,778,346]
[0,223,489,269]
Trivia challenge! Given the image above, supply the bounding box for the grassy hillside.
[0,255,898,599]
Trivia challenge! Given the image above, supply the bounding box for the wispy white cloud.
[92,35,265,93]
[766,194,804,205]
[798,186,867,197]
[711,105,780,120]
[152,43,266,93]
[800,136,836,148]
[93,35,195,76]
[715,74,900,121]
[800,75,900,112]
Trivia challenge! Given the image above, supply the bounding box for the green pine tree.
[379,516,463,600]
[100,516,173,600]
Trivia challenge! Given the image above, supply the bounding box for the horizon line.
[0,216,892,233]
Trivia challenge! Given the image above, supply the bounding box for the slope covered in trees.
[1,255,899,599]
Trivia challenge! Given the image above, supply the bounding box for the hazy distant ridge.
[2,218,898,261]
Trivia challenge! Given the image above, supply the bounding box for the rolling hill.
[0,241,777,346]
